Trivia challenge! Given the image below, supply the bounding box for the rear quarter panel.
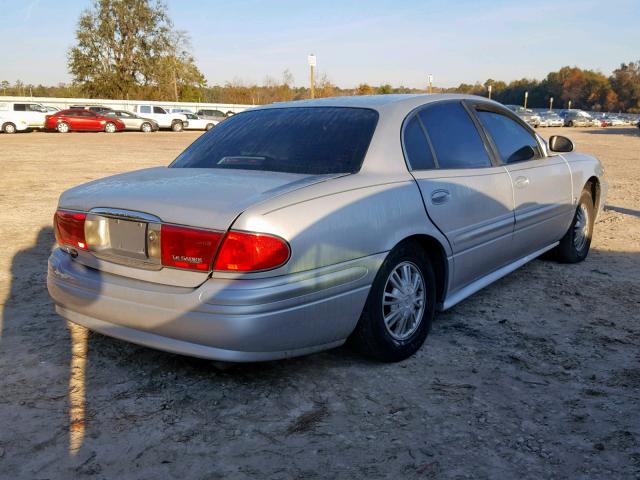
[228,173,451,279]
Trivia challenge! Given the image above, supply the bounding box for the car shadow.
[582,127,640,137]
[606,204,640,219]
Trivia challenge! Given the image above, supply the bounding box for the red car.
[45,109,125,133]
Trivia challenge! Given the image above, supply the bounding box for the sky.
[0,0,638,89]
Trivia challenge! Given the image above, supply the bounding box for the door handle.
[514,176,530,189]
[431,189,451,205]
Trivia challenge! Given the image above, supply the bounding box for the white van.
[130,105,187,131]
[0,102,48,130]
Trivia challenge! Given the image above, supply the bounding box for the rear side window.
[171,107,379,174]
[419,102,492,169]
[403,116,435,170]
[13,104,26,111]
[476,110,540,163]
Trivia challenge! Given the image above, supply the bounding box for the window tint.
[153,106,166,114]
[418,102,491,169]
[403,116,435,170]
[13,104,26,111]
[139,106,151,114]
[171,107,379,174]
[476,110,540,164]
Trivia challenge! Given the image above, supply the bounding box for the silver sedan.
[48,94,607,362]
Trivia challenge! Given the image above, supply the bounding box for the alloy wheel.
[381,261,426,341]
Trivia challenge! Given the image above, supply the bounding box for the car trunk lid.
[58,167,339,286]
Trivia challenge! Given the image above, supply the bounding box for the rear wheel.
[171,121,183,132]
[568,120,574,127]
[350,242,436,362]
[104,122,117,133]
[57,122,70,133]
[205,123,214,131]
[3,122,16,134]
[554,189,594,263]
[141,122,152,133]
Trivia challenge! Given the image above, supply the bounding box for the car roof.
[254,93,502,115]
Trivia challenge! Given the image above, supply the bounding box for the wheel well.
[585,176,600,212]
[397,235,448,305]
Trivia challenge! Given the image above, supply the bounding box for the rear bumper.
[48,248,382,361]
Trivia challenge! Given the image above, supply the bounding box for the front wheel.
[349,242,436,362]
[205,123,214,131]
[171,121,183,132]
[554,189,594,263]
[140,122,152,133]
[104,122,117,133]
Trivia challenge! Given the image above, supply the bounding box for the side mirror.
[548,135,574,153]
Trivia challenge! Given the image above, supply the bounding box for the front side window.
[403,116,435,170]
[153,106,166,114]
[418,102,492,169]
[476,110,541,164]
[171,107,379,175]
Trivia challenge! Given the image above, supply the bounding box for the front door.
[472,107,574,259]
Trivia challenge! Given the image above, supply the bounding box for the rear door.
[405,101,515,289]
[472,104,573,258]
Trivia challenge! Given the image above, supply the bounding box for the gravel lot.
[1,127,639,479]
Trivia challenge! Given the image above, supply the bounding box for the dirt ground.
[1,126,639,479]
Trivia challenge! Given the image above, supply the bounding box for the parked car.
[44,109,125,133]
[605,116,625,127]
[182,113,218,131]
[130,105,187,131]
[505,105,541,127]
[563,110,593,127]
[103,110,159,132]
[0,101,48,129]
[69,105,114,114]
[195,108,228,122]
[0,116,30,133]
[48,94,607,363]
[538,112,563,127]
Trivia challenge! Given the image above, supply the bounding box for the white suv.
[131,105,187,131]
[0,101,48,131]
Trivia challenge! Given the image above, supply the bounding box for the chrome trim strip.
[89,207,162,223]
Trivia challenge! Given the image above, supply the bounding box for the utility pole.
[308,54,316,99]
[488,84,492,100]
[568,100,572,110]
[524,91,528,109]
[549,97,554,111]
[428,74,433,94]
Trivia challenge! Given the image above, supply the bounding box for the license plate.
[85,215,148,261]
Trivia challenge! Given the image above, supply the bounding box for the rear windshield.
[170,107,379,174]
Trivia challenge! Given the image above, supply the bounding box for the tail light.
[54,210,87,250]
[213,231,290,272]
[160,224,223,271]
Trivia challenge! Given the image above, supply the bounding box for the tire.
[349,242,436,362]
[141,122,152,133]
[554,189,594,263]
[57,122,70,133]
[104,122,117,133]
[568,120,574,127]
[171,121,183,132]
[205,123,214,131]
[3,122,17,134]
